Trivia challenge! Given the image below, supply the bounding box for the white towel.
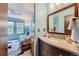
[68,18,79,42]
[75,19,79,30]
[68,19,74,30]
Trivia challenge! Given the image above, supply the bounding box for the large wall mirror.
[47,3,78,35]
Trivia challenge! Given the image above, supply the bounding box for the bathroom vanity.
[38,3,79,56]
[38,34,79,56]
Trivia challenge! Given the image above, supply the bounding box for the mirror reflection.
[48,6,75,34]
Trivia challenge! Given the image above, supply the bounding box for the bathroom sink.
[44,35,79,49]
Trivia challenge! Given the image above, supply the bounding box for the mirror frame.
[47,3,78,35]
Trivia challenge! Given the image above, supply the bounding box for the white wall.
[48,3,72,14]
[35,3,48,36]
[34,3,48,55]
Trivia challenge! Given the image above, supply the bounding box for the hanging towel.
[68,19,74,30]
[75,19,79,30]
[68,18,79,42]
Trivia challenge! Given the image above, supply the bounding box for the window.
[16,22,24,34]
[8,21,14,34]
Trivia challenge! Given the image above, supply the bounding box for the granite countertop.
[38,36,79,55]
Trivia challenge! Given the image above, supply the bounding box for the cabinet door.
[40,47,48,56]
[40,40,48,56]
[39,40,76,56]
[40,40,60,56]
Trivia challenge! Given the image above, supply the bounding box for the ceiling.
[8,3,34,18]
[8,3,34,25]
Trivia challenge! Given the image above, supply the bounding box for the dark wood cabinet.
[39,39,76,56]
[30,38,34,56]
